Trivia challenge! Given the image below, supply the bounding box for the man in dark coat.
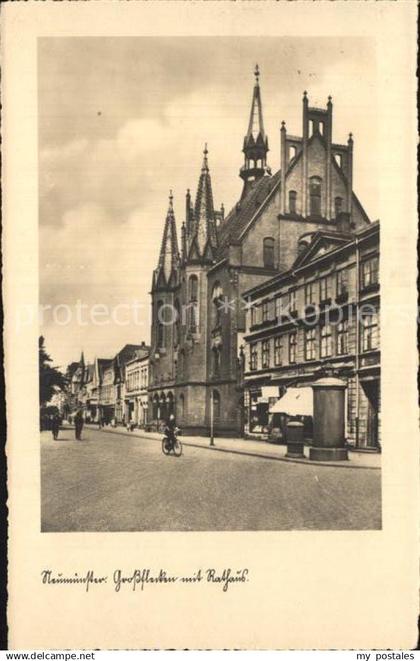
[74,409,84,441]
[51,413,60,440]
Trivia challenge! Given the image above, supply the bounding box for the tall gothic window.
[179,393,185,420]
[157,300,164,348]
[309,177,322,216]
[212,282,223,329]
[212,390,221,420]
[263,237,275,269]
[188,275,199,332]
[212,348,220,376]
[174,299,181,347]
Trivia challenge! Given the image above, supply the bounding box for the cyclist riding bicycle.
[164,414,177,450]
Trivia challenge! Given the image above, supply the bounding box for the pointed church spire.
[192,144,217,258]
[80,351,85,367]
[240,64,271,195]
[154,190,180,288]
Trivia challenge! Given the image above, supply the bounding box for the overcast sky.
[39,36,379,369]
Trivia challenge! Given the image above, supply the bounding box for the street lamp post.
[210,389,215,447]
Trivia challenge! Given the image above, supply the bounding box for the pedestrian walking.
[51,413,60,441]
[74,409,84,441]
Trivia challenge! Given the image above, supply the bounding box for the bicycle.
[161,429,183,457]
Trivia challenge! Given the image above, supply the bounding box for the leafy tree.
[39,336,67,405]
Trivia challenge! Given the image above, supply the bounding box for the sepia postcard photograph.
[39,35,382,533]
[3,0,418,651]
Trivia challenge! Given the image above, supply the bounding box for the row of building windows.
[126,367,148,392]
[99,384,114,403]
[288,188,344,217]
[250,256,379,327]
[249,312,379,370]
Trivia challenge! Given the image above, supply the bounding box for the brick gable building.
[149,67,373,437]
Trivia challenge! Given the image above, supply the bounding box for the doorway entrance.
[361,379,380,449]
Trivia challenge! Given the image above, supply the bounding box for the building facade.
[149,67,373,436]
[242,221,380,450]
[124,347,150,428]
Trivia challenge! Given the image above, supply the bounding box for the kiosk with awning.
[268,387,314,441]
[269,387,313,416]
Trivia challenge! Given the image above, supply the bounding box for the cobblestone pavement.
[41,428,381,532]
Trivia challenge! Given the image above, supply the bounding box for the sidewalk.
[86,424,381,470]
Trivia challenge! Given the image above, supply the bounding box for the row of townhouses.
[68,342,150,428]
[65,67,381,451]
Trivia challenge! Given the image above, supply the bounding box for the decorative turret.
[187,145,218,262]
[152,190,180,291]
[240,64,271,196]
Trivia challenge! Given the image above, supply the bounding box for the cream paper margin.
[2,0,419,650]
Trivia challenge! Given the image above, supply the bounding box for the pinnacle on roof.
[244,63,267,148]
[240,66,271,194]
[193,144,217,255]
[156,190,180,282]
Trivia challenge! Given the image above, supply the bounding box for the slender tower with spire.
[186,144,218,264]
[152,190,180,291]
[150,191,181,396]
[239,64,271,197]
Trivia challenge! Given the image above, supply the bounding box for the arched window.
[308,120,314,137]
[212,390,221,421]
[160,393,167,422]
[212,282,223,328]
[188,275,199,332]
[167,392,174,417]
[289,145,297,161]
[289,190,297,214]
[157,300,164,348]
[334,196,343,217]
[179,393,185,420]
[309,177,322,216]
[334,153,342,168]
[174,299,181,347]
[263,237,275,269]
[212,348,220,377]
[319,121,324,135]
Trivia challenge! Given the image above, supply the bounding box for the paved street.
[41,428,381,532]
